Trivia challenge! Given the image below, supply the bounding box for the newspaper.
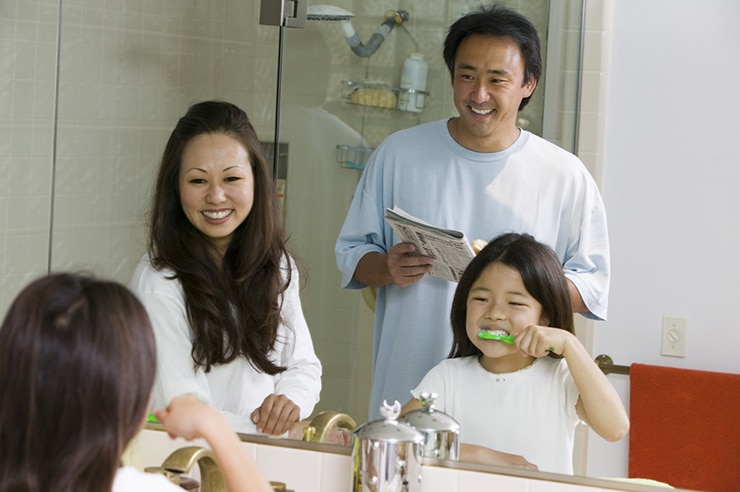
[384,206,474,282]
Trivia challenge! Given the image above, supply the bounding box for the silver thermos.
[398,391,460,460]
[351,401,424,492]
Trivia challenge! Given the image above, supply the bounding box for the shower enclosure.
[259,0,585,422]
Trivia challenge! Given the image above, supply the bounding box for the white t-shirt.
[129,254,322,435]
[113,466,182,491]
[413,356,581,474]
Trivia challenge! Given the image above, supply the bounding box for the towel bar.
[594,354,630,375]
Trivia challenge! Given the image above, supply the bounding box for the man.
[336,5,609,419]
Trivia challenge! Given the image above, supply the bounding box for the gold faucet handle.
[302,425,316,442]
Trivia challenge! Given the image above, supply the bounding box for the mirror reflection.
[279,0,577,427]
[9,0,736,490]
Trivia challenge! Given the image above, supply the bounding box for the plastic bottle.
[397,53,428,113]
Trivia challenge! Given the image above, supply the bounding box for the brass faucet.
[302,411,356,443]
[145,446,225,492]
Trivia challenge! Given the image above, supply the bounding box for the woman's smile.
[179,132,255,257]
[202,209,234,222]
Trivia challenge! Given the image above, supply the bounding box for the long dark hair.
[443,4,542,110]
[449,233,574,358]
[148,100,289,374]
[0,273,156,492]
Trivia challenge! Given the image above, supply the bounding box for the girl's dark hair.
[449,233,574,358]
[0,273,156,492]
[148,100,289,374]
[443,4,542,110]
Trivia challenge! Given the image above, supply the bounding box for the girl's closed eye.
[508,299,531,307]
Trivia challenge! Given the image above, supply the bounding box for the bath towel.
[628,363,740,492]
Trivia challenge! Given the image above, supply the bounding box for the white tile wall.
[577,0,613,184]
[0,0,57,312]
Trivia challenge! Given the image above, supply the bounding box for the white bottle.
[398,53,428,113]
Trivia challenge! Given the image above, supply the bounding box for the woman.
[0,273,272,492]
[130,100,321,436]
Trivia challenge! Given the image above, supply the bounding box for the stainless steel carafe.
[398,391,460,460]
[351,401,424,492]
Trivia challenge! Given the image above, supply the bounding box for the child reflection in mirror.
[402,233,629,474]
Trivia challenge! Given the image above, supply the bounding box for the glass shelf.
[336,144,373,170]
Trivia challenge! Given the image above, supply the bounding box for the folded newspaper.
[384,206,475,282]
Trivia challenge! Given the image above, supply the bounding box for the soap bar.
[350,87,397,108]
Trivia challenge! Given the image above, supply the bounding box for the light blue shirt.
[335,120,609,419]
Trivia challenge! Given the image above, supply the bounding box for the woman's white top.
[130,254,322,435]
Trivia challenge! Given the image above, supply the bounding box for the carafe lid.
[397,391,460,433]
[353,400,424,443]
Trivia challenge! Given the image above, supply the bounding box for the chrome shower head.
[307,5,355,22]
[307,5,408,58]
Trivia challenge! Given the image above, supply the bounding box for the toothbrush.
[477,330,515,344]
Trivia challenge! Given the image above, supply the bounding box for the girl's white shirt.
[413,355,580,474]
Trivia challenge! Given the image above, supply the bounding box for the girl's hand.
[153,394,216,441]
[461,443,538,471]
[515,325,571,357]
[250,393,301,435]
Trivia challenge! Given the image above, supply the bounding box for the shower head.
[307,5,409,58]
[307,5,355,22]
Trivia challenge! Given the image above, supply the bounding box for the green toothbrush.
[477,330,515,344]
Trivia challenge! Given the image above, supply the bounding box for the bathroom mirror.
[1,0,681,488]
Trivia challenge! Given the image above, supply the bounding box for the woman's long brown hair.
[148,100,290,374]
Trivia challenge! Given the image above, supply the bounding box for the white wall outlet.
[661,315,687,357]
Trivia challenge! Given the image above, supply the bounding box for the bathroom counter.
[124,426,683,492]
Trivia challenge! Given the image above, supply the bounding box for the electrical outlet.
[661,316,687,357]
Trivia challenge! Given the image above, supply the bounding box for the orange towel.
[629,363,740,492]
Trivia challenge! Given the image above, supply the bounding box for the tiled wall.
[577,0,612,183]
[0,0,276,313]
[0,0,58,311]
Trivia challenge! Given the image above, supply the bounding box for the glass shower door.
[264,0,583,423]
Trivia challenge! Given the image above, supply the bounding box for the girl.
[0,273,272,492]
[130,101,321,437]
[402,233,628,474]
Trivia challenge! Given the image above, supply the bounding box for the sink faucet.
[302,411,356,443]
[145,446,225,491]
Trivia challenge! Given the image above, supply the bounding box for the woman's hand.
[250,393,301,435]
